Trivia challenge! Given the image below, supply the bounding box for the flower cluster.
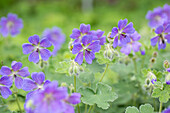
[70,24,105,65]
[43,27,65,56]
[22,35,52,63]
[0,13,23,37]
[146,4,170,28]
[24,81,81,113]
[146,4,170,50]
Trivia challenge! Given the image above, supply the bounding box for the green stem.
[91,104,95,113]
[99,64,109,82]
[15,94,22,113]
[87,106,93,113]
[74,75,80,113]
[84,104,87,113]
[133,58,137,73]
[159,102,162,113]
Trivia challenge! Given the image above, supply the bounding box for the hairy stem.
[99,64,109,82]
[15,94,22,113]
[74,75,80,113]
[84,104,87,113]
[87,105,93,113]
[159,102,162,113]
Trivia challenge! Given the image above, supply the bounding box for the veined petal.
[31,72,45,85]
[43,80,51,87]
[70,28,81,39]
[75,51,84,65]
[85,50,95,64]
[17,67,30,77]
[158,40,166,50]
[72,44,83,54]
[15,76,23,89]
[118,19,128,30]
[82,35,93,46]
[26,90,37,99]
[28,51,39,63]
[40,38,52,47]
[0,76,13,87]
[80,24,90,34]
[132,42,141,52]
[40,49,51,61]
[0,66,12,76]
[28,35,40,45]
[120,34,131,45]
[87,41,101,52]
[120,44,131,55]
[165,34,170,43]
[112,36,118,48]
[151,36,159,46]
[0,86,12,99]
[99,36,106,45]
[63,104,74,113]
[22,43,35,54]
[22,78,37,91]
[66,93,81,105]
[11,62,22,71]
[155,25,164,34]
[110,27,118,38]
[164,24,170,33]
[122,22,135,34]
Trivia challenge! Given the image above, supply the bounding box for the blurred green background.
[0,0,170,113]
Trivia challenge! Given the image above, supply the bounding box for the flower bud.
[165,73,170,85]
[152,51,158,58]
[163,60,169,69]
[150,57,156,64]
[69,60,84,76]
[147,72,157,84]
[104,44,118,61]
[68,40,73,51]
[61,82,67,87]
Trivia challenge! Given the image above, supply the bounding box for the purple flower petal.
[0,86,12,99]
[122,22,135,34]
[0,66,12,76]
[72,44,83,54]
[120,44,131,55]
[130,31,141,41]
[85,50,95,64]
[26,90,37,99]
[40,38,52,47]
[80,24,90,34]
[0,76,13,87]
[155,25,164,34]
[66,93,81,105]
[11,62,22,71]
[82,35,93,46]
[166,68,170,72]
[22,43,35,54]
[132,42,142,52]
[164,24,170,33]
[17,67,30,77]
[22,78,37,91]
[63,104,74,113]
[96,30,104,38]
[28,35,40,45]
[31,72,45,85]
[70,28,81,39]
[39,49,51,61]
[15,76,23,89]
[140,50,145,55]
[118,19,128,30]
[99,36,106,45]
[75,51,84,65]
[87,41,101,52]
[158,40,166,50]
[113,36,118,48]
[151,36,159,46]
[165,34,170,43]
[120,34,131,45]
[43,80,51,87]
[110,27,118,38]
[28,51,39,63]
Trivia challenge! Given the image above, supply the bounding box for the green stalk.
[133,58,137,73]
[91,104,95,113]
[74,75,80,113]
[84,104,87,113]
[99,64,109,82]
[87,105,93,113]
[15,94,22,113]
[159,102,162,113]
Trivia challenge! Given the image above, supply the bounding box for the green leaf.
[125,106,139,113]
[154,81,163,89]
[159,90,169,103]
[152,88,161,98]
[56,61,70,74]
[79,82,118,109]
[139,104,154,113]
[78,72,95,84]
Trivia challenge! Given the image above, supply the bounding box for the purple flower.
[146,7,167,28]
[163,4,170,23]
[0,76,12,99]
[110,19,135,48]
[24,81,81,113]
[162,107,170,113]
[89,30,106,45]
[140,50,145,55]
[165,72,170,85]
[22,35,52,63]
[0,13,23,37]
[0,61,30,89]
[22,72,51,99]
[120,31,142,55]
[150,24,170,50]
[43,27,65,56]
[72,35,101,65]
[70,24,91,44]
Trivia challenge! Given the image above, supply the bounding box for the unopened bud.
[163,60,169,69]
[150,57,156,64]
[152,51,158,58]
[104,44,118,61]
[147,72,157,84]
[165,73,170,85]
[61,82,67,87]
[69,60,84,76]
[68,41,73,51]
